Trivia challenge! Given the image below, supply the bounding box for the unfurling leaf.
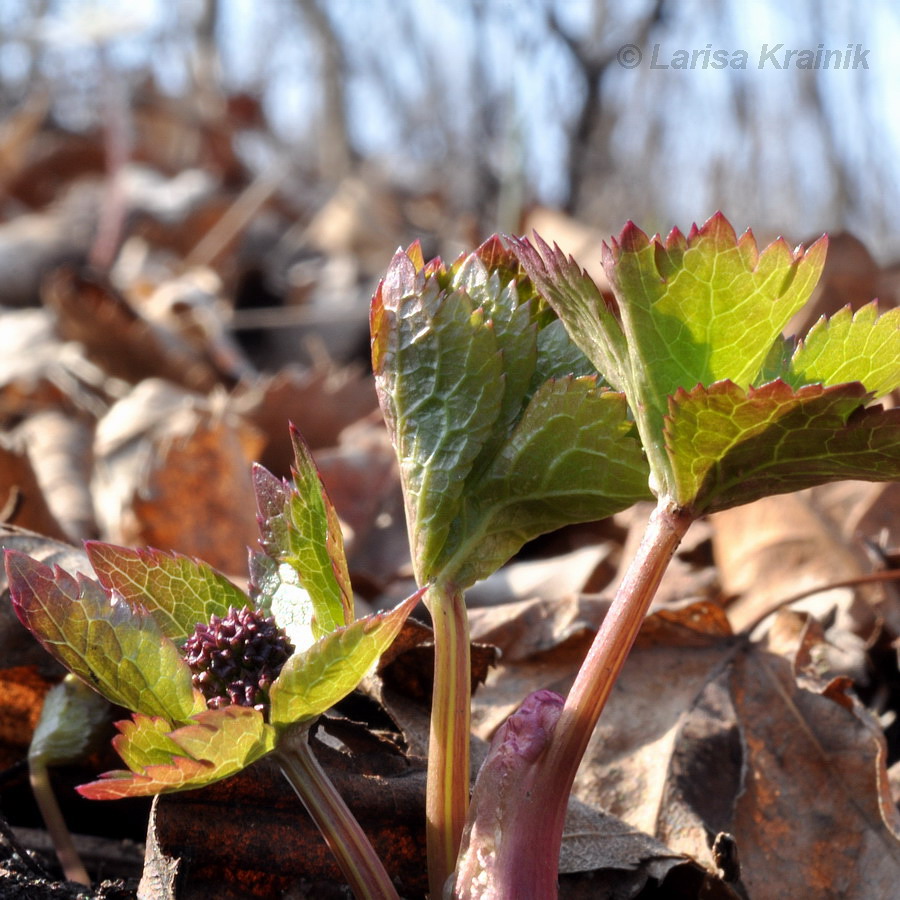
[253,426,352,646]
[371,237,650,588]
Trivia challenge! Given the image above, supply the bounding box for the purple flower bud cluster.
[183,606,294,713]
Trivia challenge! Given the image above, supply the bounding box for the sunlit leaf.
[372,239,648,588]
[665,380,900,513]
[6,551,203,722]
[372,249,506,581]
[77,707,275,799]
[268,588,423,729]
[785,302,900,398]
[440,377,651,586]
[254,426,352,640]
[86,543,246,641]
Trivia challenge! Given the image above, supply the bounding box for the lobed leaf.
[77,706,275,799]
[665,380,900,513]
[86,543,247,641]
[5,551,203,722]
[268,587,424,729]
[601,214,827,400]
[785,302,900,398]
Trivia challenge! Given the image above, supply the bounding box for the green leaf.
[6,551,204,722]
[515,215,828,499]
[77,707,275,799]
[28,674,111,767]
[249,551,317,653]
[254,426,352,641]
[86,543,247,641]
[372,250,506,581]
[665,380,900,513]
[439,377,651,586]
[372,240,646,588]
[512,232,629,394]
[785,302,900,397]
[268,588,423,729]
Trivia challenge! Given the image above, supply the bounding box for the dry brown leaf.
[0,308,110,421]
[92,380,262,574]
[465,544,615,609]
[471,593,900,898]
[43,266,224,393]
[129,266,252,387]
[0,434,68,540]
[712,487,889,636]
[15,410,97,541]
[232,358,379,473]
[0,91,50,192]
[0,206,91,312]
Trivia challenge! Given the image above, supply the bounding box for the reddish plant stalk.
[454,499,693,897]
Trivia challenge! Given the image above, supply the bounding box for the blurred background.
[1,0,897,241]
[0,0,897,392]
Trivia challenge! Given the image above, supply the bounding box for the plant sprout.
[448,214,900,896]
[7,427,422,900]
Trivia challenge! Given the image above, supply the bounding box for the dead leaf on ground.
[43,266,225,393]
[470,595,900,898]
[0,434,68,540]
[92,379,262,574]
[15,410,97,541]
[0,308,111,420]
[232,357,379,474]
[712,486,894,637]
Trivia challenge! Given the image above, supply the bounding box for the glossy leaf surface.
[372,237,650,587]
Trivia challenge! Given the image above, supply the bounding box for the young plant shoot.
[449,214,900,896]
[370,237,652,895]
[6,427,421,900]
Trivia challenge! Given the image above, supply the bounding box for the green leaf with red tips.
[253,427,352,645]
[77,707,276,799]
[513,213,900,508]
[665,380,900,513]
[784,302,900,397]
[371,238,647,588]
[85,543,248,642]
[600,214,827,399]
[268,587,425,729]
[5,551,204,722]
